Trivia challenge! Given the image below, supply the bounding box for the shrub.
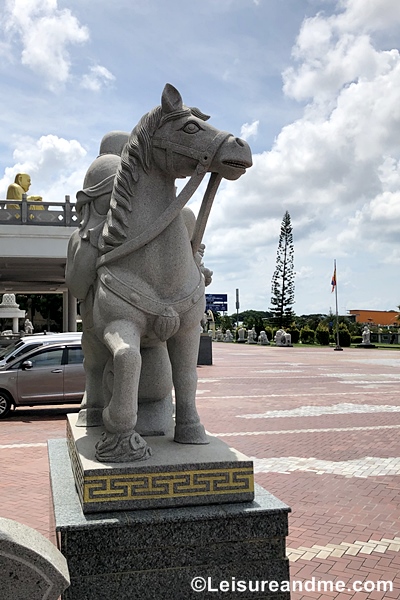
[287,326,300,344]
[300,325,315,344]
[352,336,362,345]
[264,327,274,343]
[338,324,351,347]
[315,323,330,345]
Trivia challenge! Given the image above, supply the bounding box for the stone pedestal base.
[49,439,291,600]
[66,414,254,513]
[357,343,376,348]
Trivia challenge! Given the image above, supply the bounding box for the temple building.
[347,309,400,326]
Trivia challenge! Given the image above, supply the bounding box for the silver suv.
[0,332,82,368]
[0,340,85,418]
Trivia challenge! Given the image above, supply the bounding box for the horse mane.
[98,104,209,252]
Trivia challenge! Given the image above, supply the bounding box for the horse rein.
[96,130,229,269]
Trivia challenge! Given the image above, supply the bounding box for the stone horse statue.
[66,84,252,462]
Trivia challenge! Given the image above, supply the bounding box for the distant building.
[347,309,400,326]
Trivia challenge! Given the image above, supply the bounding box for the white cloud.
[1,0,400,315]
[2,0,89,89]
[81,65,116,92]
[240,120,259,140]
[0,134,87,201]
[201,0,400,312]
[246,3,400,232]
[295,266,313,280]
[336,0,400,32]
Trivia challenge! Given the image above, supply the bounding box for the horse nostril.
[235,138,245,147]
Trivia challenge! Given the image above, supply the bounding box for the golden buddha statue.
[7,173,44,210]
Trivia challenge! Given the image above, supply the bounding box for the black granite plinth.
[198,333,212,365]
[356,343,376,348]
[49,439,291,600]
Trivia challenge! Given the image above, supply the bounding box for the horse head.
[151,83,252,181]
[99,83,252,257]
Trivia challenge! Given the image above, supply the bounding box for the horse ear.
[161,84,183,114]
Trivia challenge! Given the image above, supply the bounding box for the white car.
[0,332,82,368]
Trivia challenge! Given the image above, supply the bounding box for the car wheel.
[0,391,13,419]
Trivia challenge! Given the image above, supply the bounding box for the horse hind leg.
[137,344,174,435]
[167,324,208,445]
[76,328,110,427]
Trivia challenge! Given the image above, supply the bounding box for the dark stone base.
[49,439,291,600]
[356,343,376,348]
[198,333,212,365]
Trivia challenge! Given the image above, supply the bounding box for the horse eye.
[182,122,201,134]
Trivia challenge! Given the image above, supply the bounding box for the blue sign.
[205,294,228,313]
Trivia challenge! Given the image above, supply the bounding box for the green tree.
[231,310,271,334]
[269,211,295,328]
[338,323,351,347]
[300,325,315,344]
[296,314,327,330]
[16,294,63,332]
[315,322,330,345]
[219,315,234,332]
[287,325,300,344]
[36,295,63,331]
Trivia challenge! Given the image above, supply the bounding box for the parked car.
[0,341,85,418]
[0,332,82,368]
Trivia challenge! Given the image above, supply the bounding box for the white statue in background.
[24,318,34,334]
[247,327,257,344]
[362,326,371,345]
[224,329,234,342]
[275,329,292,347]
[237,327,246,343]
[258,331,270,345]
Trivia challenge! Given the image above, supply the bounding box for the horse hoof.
[174,423,209,445]
[95,430,152,462]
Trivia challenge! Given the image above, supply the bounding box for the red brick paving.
[1,345,400,598]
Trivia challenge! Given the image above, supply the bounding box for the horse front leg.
[167,322,208,445]
[76,290,111,427]
[95,317,152,462]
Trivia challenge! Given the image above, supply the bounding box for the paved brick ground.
[1,344,400,598]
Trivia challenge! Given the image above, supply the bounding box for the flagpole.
[333,259,343,351]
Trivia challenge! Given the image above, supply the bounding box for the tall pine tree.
[269,211,295,328]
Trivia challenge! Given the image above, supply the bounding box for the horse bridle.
[96,130,230,269]
[152,129,230,175]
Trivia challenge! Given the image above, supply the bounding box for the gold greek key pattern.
[66,421,84,503]
[83,468,254,503]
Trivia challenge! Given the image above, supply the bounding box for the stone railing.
[0,194,78,227]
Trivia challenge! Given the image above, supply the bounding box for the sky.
[1,0,400,317]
